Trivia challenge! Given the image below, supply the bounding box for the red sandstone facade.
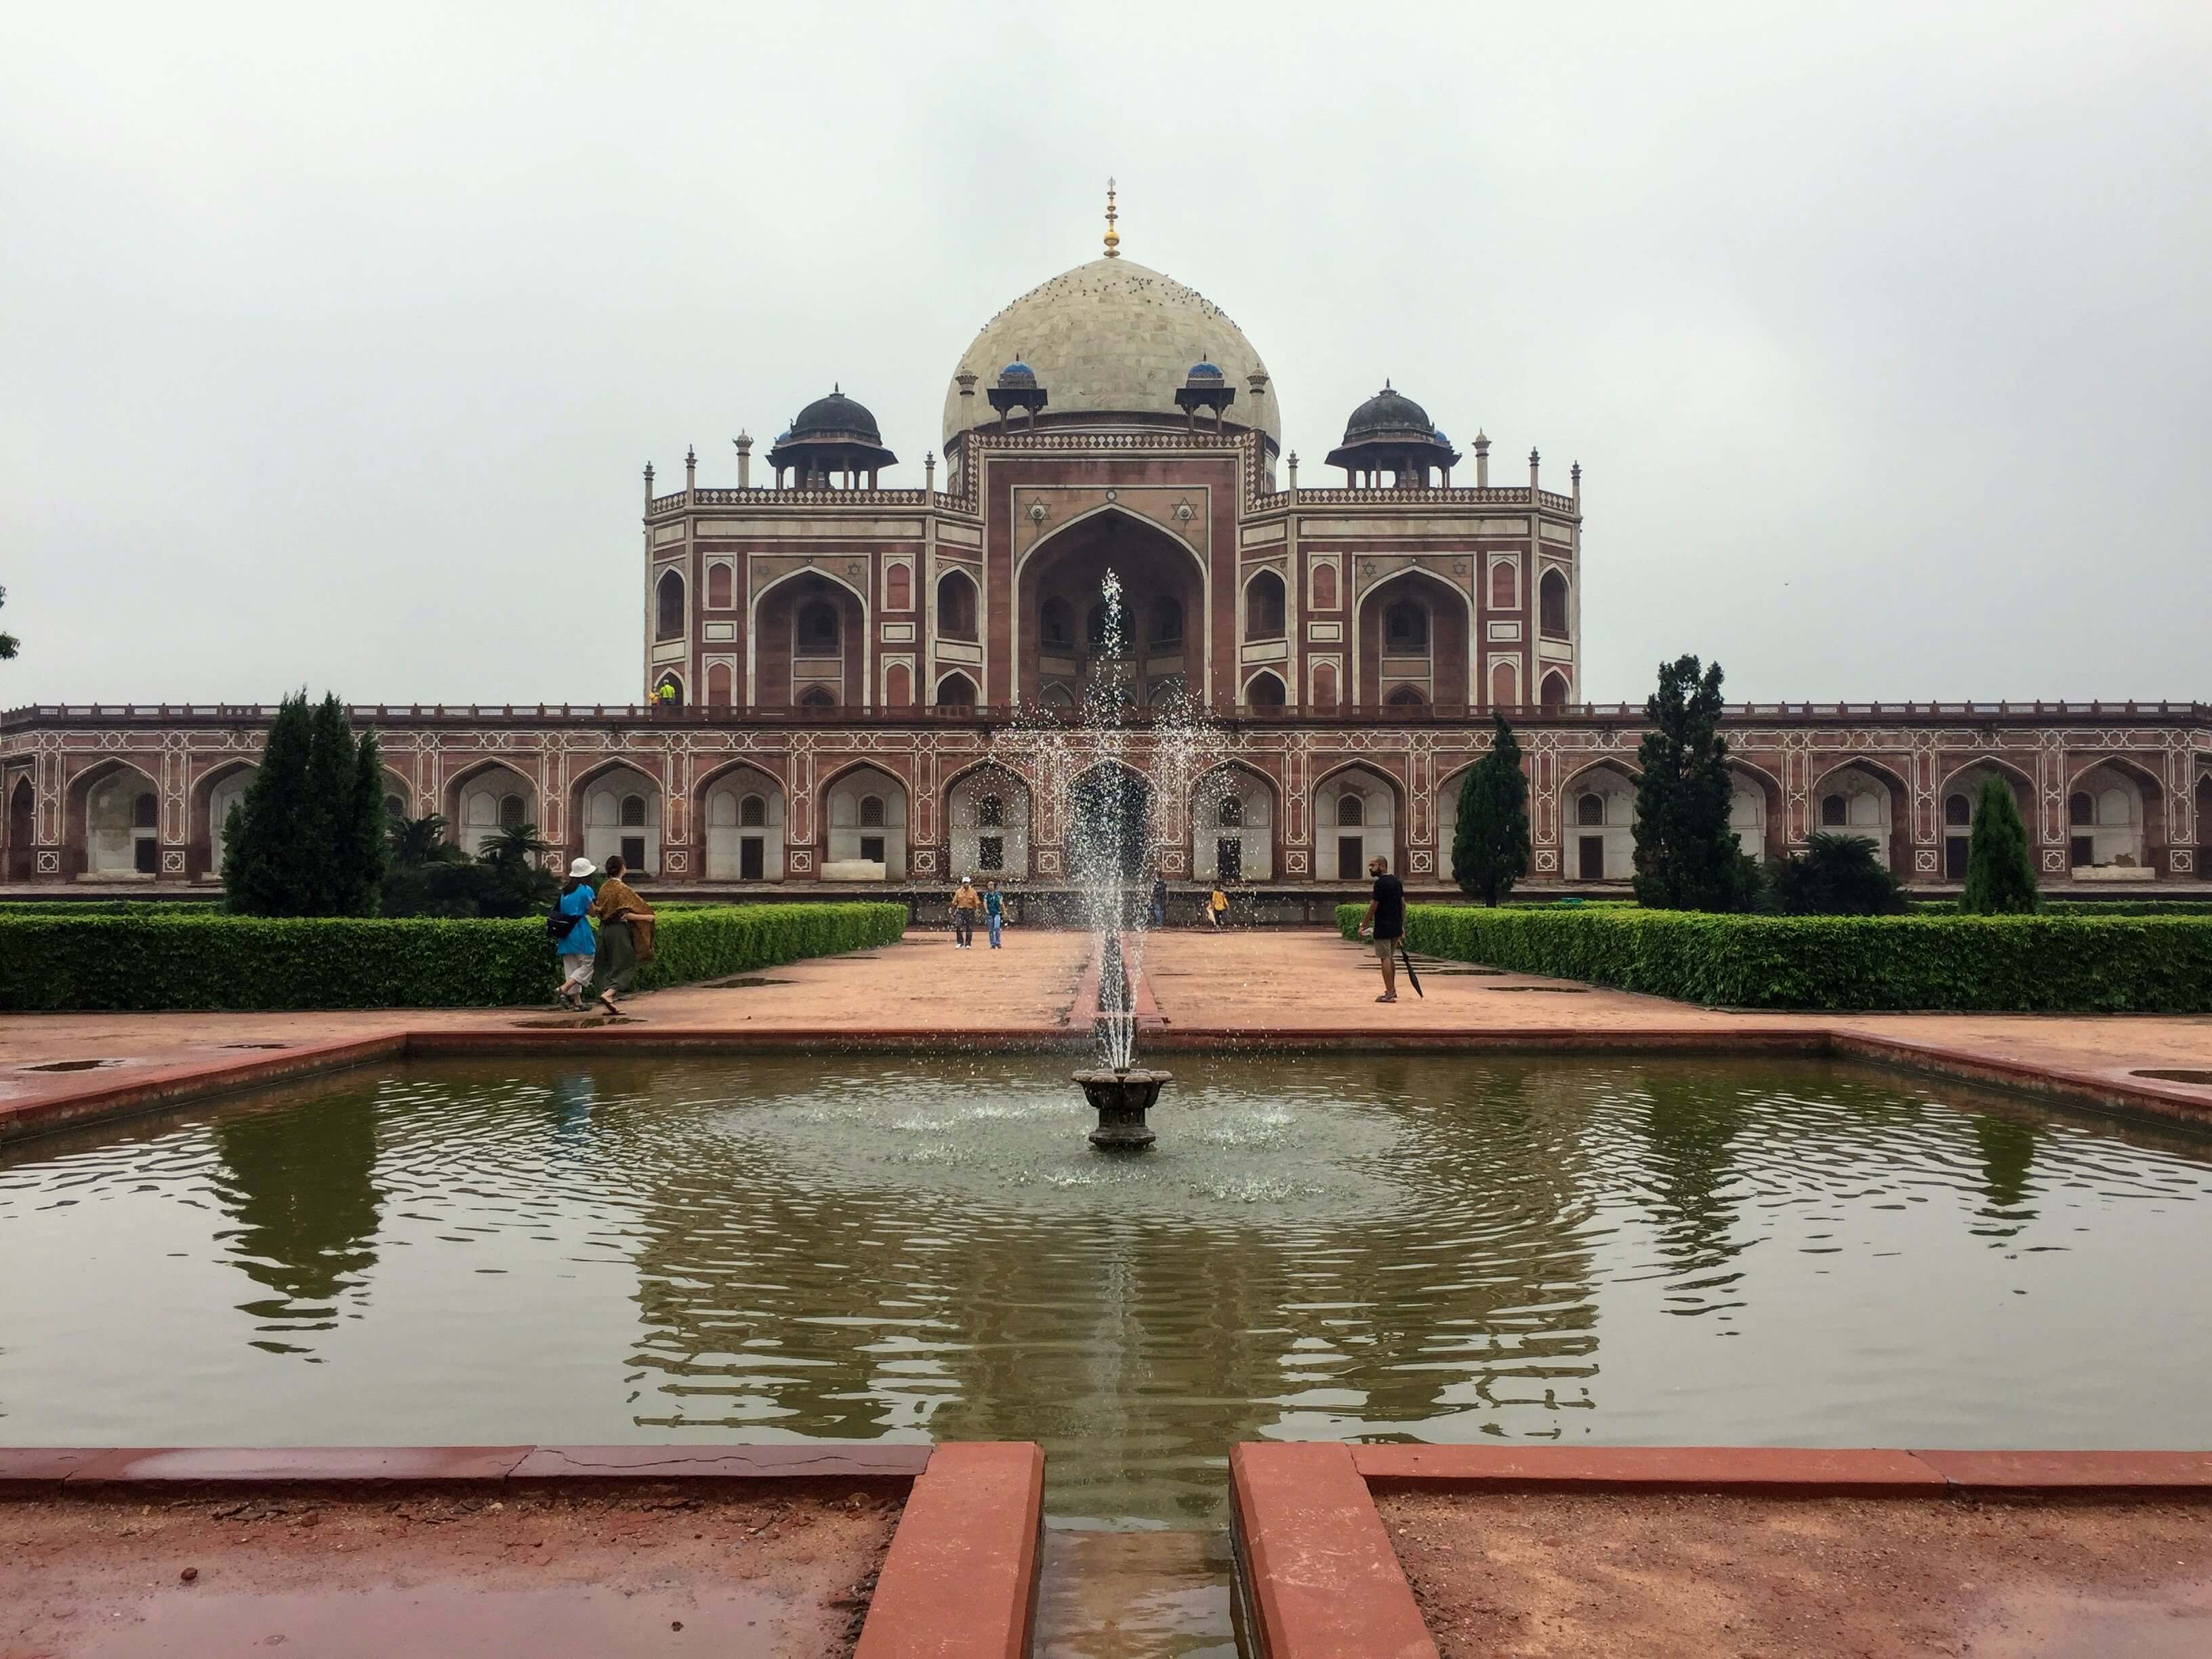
[6,251,2207,894]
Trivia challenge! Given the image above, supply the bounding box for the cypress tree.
[1960,774,2039,914]
[1631,654,1750,911]
[1451,712,1532,906]
[224,691,384,916]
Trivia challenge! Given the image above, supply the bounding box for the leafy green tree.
[387,813,458,867]
[1630,655,1755,911]
[1451,712,1532,906]
[1960,775,2040,914]
[0,585,18,661]
[224,691,385,916]
[1771,832,1909,915]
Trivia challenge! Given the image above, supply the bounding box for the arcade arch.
[1314,764,1400,881]
[754,569,866,708]
[199,763,258,878]
[1813,760,1906,871]
[1937,762,2033,880]
[449,764,537,858]
[823,764,908,878]
[947,764,1031,880]
[1193,766,1275,882]
[1356,568,1470,710]
[576,764,661,876]
[1561,761,1637,881]
[701,764,785,881]
[74,761,161,878]
[1017,508,1206,710]
[2066,759,2155,870]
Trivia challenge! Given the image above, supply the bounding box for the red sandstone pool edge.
[5,1022,2208,1145]
[0,1441,1042,1659]
[1229,1443,2212,1659]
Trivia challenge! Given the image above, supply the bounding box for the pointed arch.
[1353,566,1475,709]
[1312,760,1406,881]
[68,758,163,879]
[569,758,663,876]
[445,759,541,857]
[191,759,260,880]
[935,670,979,708]
[655,567,687,640]
[935,567,979,643]
[819,760,910,879]
[1243,567,1287,641]
[1538,670,1572,710]
[697,758,787,881]
[1242,669,1288,710]
[945,757,1033,880]
[1810,756,1910,871]
[1193,760,1278,881]
[748,565,872,710]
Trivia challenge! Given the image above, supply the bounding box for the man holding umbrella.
[1358,853,1416,1003]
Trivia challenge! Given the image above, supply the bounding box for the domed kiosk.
[766,388,898,489]
[1325,383,1460,487]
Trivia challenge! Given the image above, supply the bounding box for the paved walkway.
[5,928,2211,1133]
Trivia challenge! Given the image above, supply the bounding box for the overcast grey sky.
[3,1,2207,708]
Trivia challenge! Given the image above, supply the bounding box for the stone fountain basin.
[1072,1065,1172,1151]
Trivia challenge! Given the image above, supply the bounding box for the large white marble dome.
[942,257,1279,449]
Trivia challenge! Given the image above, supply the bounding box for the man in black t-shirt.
[1359,855,1406,1004]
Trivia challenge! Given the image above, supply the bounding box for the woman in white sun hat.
[549,857,600,1009]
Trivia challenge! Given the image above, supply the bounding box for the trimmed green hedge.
[0,903,906,1012]
[1339,903,2212,1012]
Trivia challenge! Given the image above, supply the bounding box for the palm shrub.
[1960,776,2040,914]
[1771,832,1908,915]
[1451,712,1532,906]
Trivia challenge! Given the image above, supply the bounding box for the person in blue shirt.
[983,879,1006,949]
[551,857,599,1009]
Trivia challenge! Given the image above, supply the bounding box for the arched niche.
[5,774,33,882]
[1242,670,1288,710]
[1812,760,1908,872]
[936,670,979,709]
[947,764,1031,881]
[195,762,258,880]
[1728,762,1785,863]
[1936,761,2034,880]
[73,760,161,879]
[1244,568,1286,641]
[1356,569,1469,710]
[1017,507,1207,710]
[754,569,866,708]
[701,763,785,881]
[935,567,979,643]
[656,568,686,641]
[2065,758,2160,872]
[823,764,909,879]
[1193,765,1275,881]
[576,764,661,876]
[1559,760,1638,882]
[1314,764,1401,881]
[448,763,538,858]
[1538,670,1571,710]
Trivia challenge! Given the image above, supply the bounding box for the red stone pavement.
[5,928,2211,1134]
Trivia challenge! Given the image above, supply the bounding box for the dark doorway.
[1944,836,1969,880]
[1216,839,1243,882]
[1578,834,1605,880]
[859,834,886,864]
[7,777,33,881]
[1337,835,1364,880]
[740,836,764,880]
[1070,766,1151,880]
[620,835,647,869]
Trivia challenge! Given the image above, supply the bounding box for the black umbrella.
[1397,940,1424,998]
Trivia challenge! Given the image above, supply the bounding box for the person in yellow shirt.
[1208,886,1229,930]
[950,876,981,949]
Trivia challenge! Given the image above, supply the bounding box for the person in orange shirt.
[588,855,655,1014]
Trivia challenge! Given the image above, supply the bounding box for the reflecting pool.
[3,1054,2209,1523]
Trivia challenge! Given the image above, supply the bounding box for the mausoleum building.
[6,200,2207,895]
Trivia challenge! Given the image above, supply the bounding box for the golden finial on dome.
[1103,176,1120,258]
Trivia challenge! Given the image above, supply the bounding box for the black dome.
[790,389,882,443]
[1343,384,1435,444]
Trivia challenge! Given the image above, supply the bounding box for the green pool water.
[3,1053,2208,1524]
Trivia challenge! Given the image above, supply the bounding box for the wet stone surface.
[1,1486,898,1658]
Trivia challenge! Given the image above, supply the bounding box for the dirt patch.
[2,1485,897,1657]
[1378,1489,2212,1658]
